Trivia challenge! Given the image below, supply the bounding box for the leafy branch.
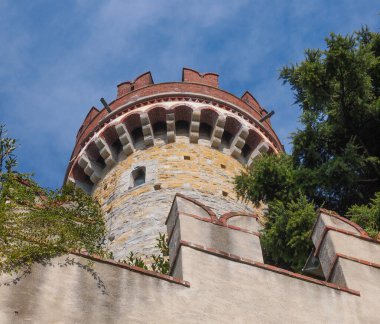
[119,233,170,275]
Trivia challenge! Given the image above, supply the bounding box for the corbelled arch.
[219,212,262,234]
[221,115,243,149]
[172,104,193,137]
[199,107,220,142]
[122,112,144,147]
[69,101,275,193]
[146,106,167,138]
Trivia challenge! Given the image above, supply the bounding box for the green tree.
[281,27,380,213]
[235,27,380,271]
[0,124,17,180]
[261,195,316,272]
[348,192,380,238]
[235,153,299,204]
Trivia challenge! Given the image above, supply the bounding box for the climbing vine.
[0,173,108,274]
[0,124,107,275]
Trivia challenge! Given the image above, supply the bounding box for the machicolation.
[65,68,283,260]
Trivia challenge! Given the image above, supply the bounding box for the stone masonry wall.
[93,138,256,260]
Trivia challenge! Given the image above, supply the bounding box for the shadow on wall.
[0,256,108,295]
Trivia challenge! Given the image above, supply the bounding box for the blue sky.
[0,0,378,189]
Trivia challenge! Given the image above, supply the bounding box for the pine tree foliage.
[281,27,380,213]
[348,192,380,238]
[235,154,299,204]
[0,124,17,177]
[261,195,316,272]
[235,27,380,271]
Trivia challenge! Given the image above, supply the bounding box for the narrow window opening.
[184,156,191,160]
[130,167,146,189]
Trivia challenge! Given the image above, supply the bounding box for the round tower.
[64,68,283,260]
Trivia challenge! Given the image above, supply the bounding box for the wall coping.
[179,240,360,296]
[165,193,218,225]
[219,211,260,225]
[326,253,380,282]
[166,194,260,245]
[314,226,380,258]
[70,252,190,287]
[317,208,369,237]
[181,212,261,237]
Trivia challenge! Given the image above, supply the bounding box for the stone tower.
[64,68,283,260]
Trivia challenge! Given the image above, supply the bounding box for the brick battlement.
[66,68,283,186]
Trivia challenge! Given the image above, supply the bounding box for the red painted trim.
[327,253,380,282]
[175,193,218,221]
[181,212,260,237]
[318,208,369,238]
[64,87,284,183]
[70,252,190,287]
[179,240,360,296]
[326,254,340,282]
[181,212,215,223]
[167,211,261,247]
[166,194,261,237]
[314,226,380,258]
[219,211,259,225]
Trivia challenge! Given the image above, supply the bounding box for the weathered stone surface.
[93,141,257,260]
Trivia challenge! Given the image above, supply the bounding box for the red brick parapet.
[182,67,219,88]
[117,72,154,98]
[72,90,281,158]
